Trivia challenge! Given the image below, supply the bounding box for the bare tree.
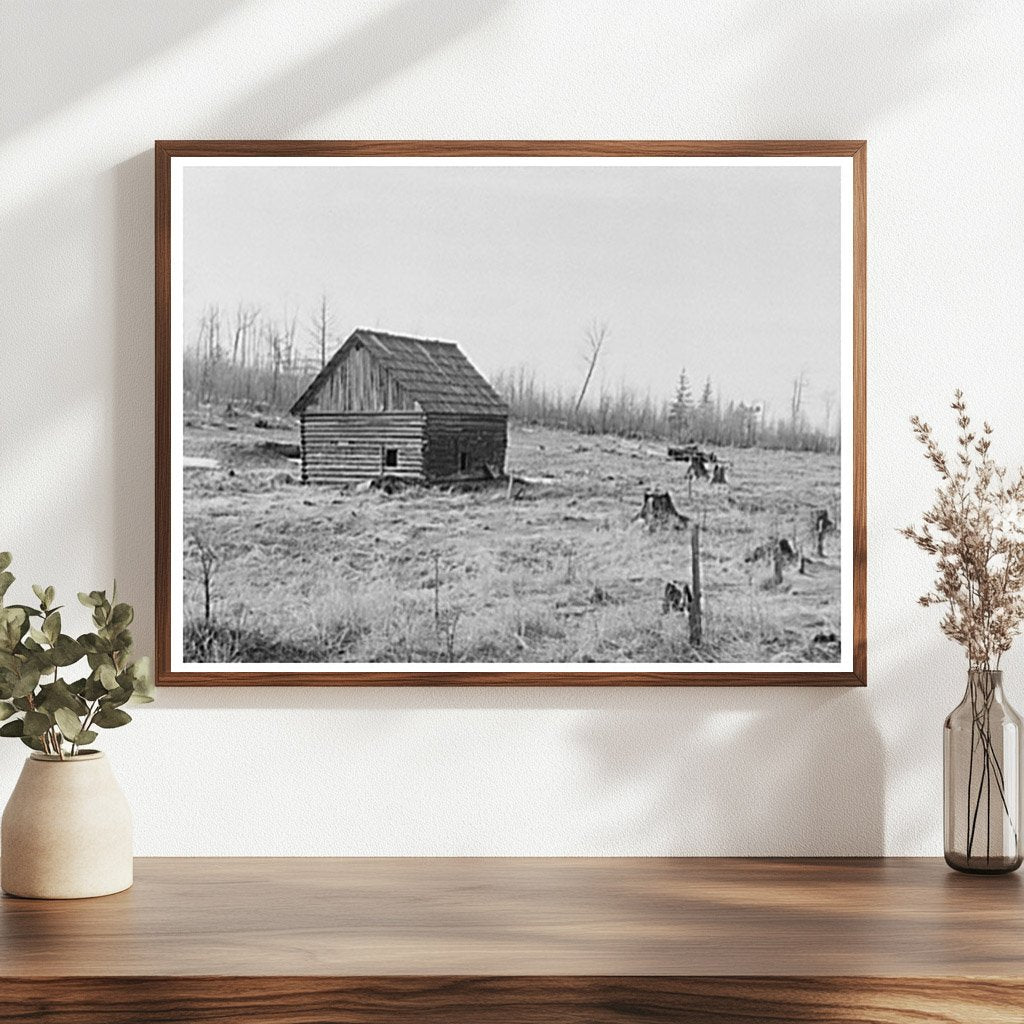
[198,304,222,403]
[790,370,808,433]
[187,532,218,624]
[310,294,333,369]
[231,304,260,367]
[822,389,836,439]
[269,326,285,407]
[283,312,298,370]
[573,319,609,416]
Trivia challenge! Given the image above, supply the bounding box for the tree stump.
[637,491,690,531]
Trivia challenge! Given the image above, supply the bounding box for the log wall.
[299,412,508,485]
[424,414,507,481]
[300,413,426,484]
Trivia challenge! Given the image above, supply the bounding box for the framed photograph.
[156,141,865,686]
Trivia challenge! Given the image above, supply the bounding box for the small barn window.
[459,452,470,472]
[384,447,399,468]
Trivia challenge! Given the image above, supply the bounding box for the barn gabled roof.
[289,328,509,417]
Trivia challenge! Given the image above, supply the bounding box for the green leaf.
[98,663,118,690]
[0,572,14,601]
[42,611,60,644]
[0,607,26,651]
[7,604,42,619]
[28,627,49,646]
[19,735,45,752]
[36,679,88,716]
[49,635,85,667]
[0,701,16,721]
[80,635,112,656]
[0,719,24,738]
[54,707,85,741]
[11,665,41,699]
[78,592,99,608]
[74,730,97,747]
[93,705,131,729]
[0,553,11,573]
[110,603,133,629]
[4,607,27,628]
[112,628,134,653]
[22,711,50,738]
[44,586,55,609]
[31,584,47,608]
[104,684,132,708]
[83,675,107,701]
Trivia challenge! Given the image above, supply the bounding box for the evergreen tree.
[697,376,715,441]
[668,368,693,441]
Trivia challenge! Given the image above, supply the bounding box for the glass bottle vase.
[944,669,1023,873]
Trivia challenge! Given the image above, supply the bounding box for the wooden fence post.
[689,523,703,646]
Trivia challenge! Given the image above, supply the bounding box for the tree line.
[492,321,839,453]
[184,304,839,453]
[183,300,335,413]
[492,365,838,453]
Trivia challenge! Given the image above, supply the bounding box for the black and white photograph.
[161,146,860,682]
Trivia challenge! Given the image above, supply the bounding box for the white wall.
[1,0,1022,855]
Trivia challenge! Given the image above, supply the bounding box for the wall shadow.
[727,1,974,134]
[0,2,243,138]
[201,0,508,137]
[571,686,885,855]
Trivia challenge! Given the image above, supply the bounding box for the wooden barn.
[289,328,509,485]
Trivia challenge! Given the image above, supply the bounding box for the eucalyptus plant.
[0,552,153,759]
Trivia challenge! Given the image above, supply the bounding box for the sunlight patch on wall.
[0,1,395,217]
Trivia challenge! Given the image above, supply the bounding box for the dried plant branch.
[902,390,1024,671]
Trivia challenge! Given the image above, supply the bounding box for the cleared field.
[181,413,842,665]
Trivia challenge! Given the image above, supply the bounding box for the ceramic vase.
[1,751,133,898]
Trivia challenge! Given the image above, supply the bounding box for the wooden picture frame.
[156,140,866,686]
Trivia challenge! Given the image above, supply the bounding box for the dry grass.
[182,415,842,665]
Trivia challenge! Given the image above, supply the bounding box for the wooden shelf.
[2,857,1021,1022]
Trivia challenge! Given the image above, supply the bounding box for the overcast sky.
[183,162,841,423]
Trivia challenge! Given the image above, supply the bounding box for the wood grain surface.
[0,976,1022,1024]
[3,857,1021,977]
[1,857,1020,1023]
[155,139,867,688]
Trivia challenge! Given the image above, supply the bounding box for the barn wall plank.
[300,413,427,484]
[424,414,508,481]
[306,344,415,413]
[298,412,508,484]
